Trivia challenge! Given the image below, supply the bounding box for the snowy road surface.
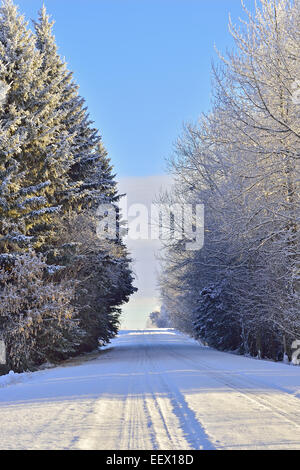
[0,329,300,450]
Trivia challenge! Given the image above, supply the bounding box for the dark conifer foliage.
[0,0,136,371]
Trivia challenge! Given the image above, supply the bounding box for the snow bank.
[0,370,32,389]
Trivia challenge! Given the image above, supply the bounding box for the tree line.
[0,0,135,372]
[158,0,299,362]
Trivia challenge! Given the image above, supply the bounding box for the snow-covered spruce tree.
[0,0,73,254]
[0,1,42,253]
[33,6,118,219]
[193,282,243,352]
[0,252,81,372]
[0,1,81,370]
[52,212,136,352]
[0,1,135,367]
[33,5,120,252]
[33,6,136,352]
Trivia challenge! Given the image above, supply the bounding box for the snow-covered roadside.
[0,346,108,390]
[0,329,299,450]
[0,370,32,389]
[0,348,107,390]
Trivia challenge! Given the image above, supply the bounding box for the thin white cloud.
[118,174,173,329]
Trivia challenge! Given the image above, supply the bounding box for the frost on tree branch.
[158,0,300,362]
[0,80,9,107]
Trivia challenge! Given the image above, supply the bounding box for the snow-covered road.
[0,329,300,450]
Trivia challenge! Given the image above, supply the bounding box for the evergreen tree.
[0,0,67,254]
[54,212,136,353]
[33,6,118,218]
[0,0,136,370]
[33,5,136,352]
[0,251,81,372]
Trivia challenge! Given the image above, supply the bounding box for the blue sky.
[17,0,253,177]
[16,0,255,327]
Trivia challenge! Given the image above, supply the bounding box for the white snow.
[0,329,300,450]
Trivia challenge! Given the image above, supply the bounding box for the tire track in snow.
[116,342,156,450]
[142,343,188,449]
[2,330,299,450]
[169,347,300,431]
[142,332,216,450]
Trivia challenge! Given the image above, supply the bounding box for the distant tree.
[148,307,170,328]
